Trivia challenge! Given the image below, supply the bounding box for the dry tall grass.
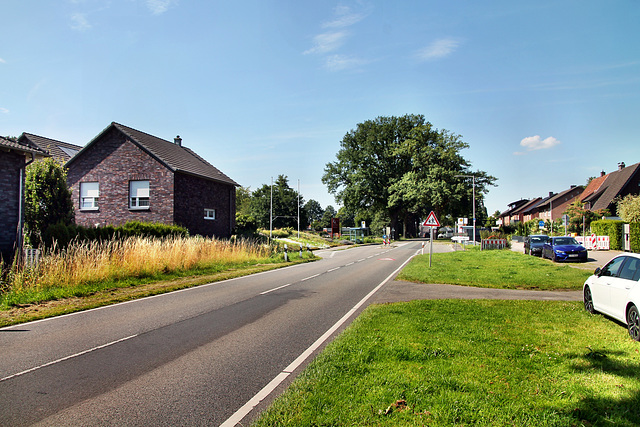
[7,236,273,293]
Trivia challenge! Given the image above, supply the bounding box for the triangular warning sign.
[423,211,440,227]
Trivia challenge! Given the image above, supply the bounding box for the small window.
[80,182,99,210]
[130,180,150,209]
[204,208,216,220]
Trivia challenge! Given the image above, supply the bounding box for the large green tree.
[25,158,75,247]
[304,199,323,225]
[322,114,496,238]
[250,175,307,229]
[617,194,640,223]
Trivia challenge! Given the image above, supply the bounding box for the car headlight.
[555,250,565,254]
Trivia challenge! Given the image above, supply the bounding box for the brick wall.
[0,151,25,258]
[67,127,175,228]
[174,172,236,238]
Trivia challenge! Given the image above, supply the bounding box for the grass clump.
[253,300,640,426]
[399,249,591,290]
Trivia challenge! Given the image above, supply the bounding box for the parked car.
[524,234,549,256]
[583,253,640,341]
[541,236,587,262]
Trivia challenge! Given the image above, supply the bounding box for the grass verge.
[398,249,591,290]
[253,299,640,426]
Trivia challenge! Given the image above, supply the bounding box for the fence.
[574,235,610,251]
[481,239,507,250]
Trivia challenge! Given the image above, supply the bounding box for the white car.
[583,253,640,341]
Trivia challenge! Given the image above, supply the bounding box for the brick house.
[536,186,584,223]
[580,162,640,214]
[66,122,239,238]
[0,136,48,260]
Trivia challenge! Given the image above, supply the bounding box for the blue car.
[542,236,588,262]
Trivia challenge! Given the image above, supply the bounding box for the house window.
[80,182,99,210]
[130,180,150,209]
[204,208,216,220]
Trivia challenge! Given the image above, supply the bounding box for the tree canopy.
[322,114,496,238]
[250,175,307,229]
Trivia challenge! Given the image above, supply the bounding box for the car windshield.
[554,237,578,245]
[530,236,548,243]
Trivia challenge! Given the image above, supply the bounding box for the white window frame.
[80,182,99,210]
[204,208,216,220]
[129,180,150,210]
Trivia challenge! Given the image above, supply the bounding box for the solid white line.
[0,334,139,382]
[219,249,419,427]
[260,284,292,295]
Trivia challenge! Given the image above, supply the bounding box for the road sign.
[539,220,545,228]
[423,211,440,227]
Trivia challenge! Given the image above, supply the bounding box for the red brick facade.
[67,126,236,238]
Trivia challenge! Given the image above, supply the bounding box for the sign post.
[423,211,440,267]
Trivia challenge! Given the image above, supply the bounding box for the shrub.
[591,219,624,250]
[631,222,640,254]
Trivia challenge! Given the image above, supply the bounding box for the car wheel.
[583,286,596,314]
[627,305,640,342]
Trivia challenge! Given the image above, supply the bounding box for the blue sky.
[2,0,639,216]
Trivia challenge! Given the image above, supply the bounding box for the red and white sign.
[423,211,440,227]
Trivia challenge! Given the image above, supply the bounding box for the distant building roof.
[18,133,82,162]
[68,122,239,187]
[0,135,49,157]
[589,162,640,212]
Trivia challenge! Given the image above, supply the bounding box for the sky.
[2,0,639,216]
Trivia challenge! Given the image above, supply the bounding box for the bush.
[631,222,640,254]
[591,219,624,250]
[39,221,189,251]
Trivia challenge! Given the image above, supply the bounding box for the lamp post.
[455,174,476,245]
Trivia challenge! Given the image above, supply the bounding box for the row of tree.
[237,115,497,239]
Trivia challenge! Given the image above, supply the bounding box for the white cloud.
[70,13,91,31]
[324,54,368,72]
[519,135,561,151]
[0,107,9,114]
[304,31,348,55]
[416,38,460,61]
[322,5,367,28]
[146,0,175,15]
[0,58,6,64]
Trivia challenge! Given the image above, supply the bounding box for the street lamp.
[455,174,476,245]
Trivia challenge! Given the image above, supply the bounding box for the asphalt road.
[0,241,428,426]
[1,240,601,426]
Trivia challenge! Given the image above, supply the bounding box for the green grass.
[398,249,591,290]
[253,300,640,426]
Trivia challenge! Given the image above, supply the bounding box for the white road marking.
[327,267,340,272]
[260,284,292,295]
[300,274,320,282]
[0,334,139,382]
[220,250,418,427]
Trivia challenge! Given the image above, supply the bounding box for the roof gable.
[69,122,239,187]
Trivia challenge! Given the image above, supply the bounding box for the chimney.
[600,170,606,177]
[618,162,625,170]
[174,135,182,146]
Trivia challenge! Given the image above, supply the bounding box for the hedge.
[631,222,640,253]
[590,219,624,250]
[41,221,189,251]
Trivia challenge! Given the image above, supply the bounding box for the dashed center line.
[261,284,292,295]
[300,274,320,282]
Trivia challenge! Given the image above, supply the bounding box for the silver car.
[583,253,640,341]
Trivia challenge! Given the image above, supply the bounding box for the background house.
[66,122,239,238]
[18,133,82,163]
[580,162,640,214]
[0,136,48,260]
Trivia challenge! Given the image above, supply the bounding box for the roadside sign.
[539,220,545,228]
[423,211,440,227]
